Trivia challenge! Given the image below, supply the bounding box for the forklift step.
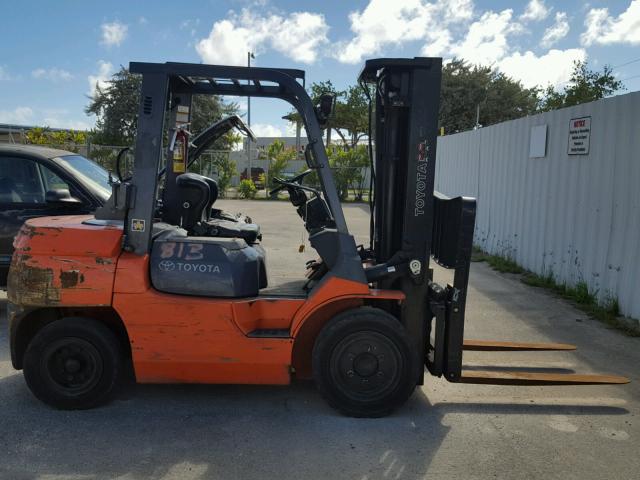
[247,329,290,338]
[463,340,576,351]
[458,370,630,386]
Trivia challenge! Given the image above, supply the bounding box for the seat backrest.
[200,176,219,218]
[175,173,210,231]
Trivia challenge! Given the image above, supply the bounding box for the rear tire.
[312,307,419,417]
[23,317,122,410]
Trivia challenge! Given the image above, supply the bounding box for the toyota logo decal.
[158,260,175,272]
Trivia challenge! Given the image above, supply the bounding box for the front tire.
[23,317,122,409]
[312,307,419,417]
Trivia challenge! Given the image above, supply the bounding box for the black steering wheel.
[268,169,313,196]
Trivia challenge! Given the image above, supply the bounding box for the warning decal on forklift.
[131,219,146,232]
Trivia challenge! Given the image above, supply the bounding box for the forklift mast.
[360,58,442,268]
[359,58,476,384]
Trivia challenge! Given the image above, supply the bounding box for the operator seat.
[175,173,262,244]
[175,173,211,231]
[172,173,267,289]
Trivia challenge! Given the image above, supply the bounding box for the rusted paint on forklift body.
[8,215,121,307]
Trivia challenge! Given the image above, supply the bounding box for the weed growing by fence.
[472,246,638,336]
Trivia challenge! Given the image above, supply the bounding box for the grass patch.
[474,246,638,336]
[471,246,488,262]
[471,247,524,274]
[522,272,638,337]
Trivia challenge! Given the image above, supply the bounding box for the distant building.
[242,136,309,158]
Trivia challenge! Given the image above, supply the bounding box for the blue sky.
[1,0,639,137]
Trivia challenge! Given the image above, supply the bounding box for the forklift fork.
[426,192,630,387]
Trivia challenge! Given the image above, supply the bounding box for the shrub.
[238,179,257,199]
[265,139,296,189]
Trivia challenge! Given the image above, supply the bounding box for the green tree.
[332,85,370,149]
[539,60,624,111]
[264,139,296,189]
[85,67,237,146]
[439,59,539,133]
[286,80,370,150]
[329,145,369,201]
[85,68,141,145]
[206,152,236,198]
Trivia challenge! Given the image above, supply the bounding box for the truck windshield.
[55,155,111,196]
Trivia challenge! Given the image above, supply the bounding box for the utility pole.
[475,84,489,130]
[247,51,254,180]
[282,113,302,159]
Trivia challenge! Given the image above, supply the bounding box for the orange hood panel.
[8,215,123,307]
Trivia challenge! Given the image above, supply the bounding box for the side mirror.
[45,189,82,205]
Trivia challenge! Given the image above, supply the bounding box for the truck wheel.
[23,318,122,410]
[312,307,419,417]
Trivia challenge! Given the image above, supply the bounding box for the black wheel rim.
[329,331,404,402]
[41,337,103,396]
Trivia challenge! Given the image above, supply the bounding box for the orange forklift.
[7,58,628,417]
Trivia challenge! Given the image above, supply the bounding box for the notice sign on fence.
[568,116,591,155]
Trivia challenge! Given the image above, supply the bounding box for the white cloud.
[335,0,588,92]
[196,9,328,65]
[284,122,306,137]
[180,18,200,37]
[42,111,91,130]
[100,21,128,47]
[541,12,569,48]
[196,20,252,66]
[337,0,474,64]
[32,67,74,82]
[87,60,113,97]
[498,48,586,89]
[0,106,34,124]
[138,16,148,25]
[0,106,91,129]
[520,0,549,22]
[448,9,523,65]
[0,66,11,81]
[581,0,640,46]
[250,123,284,137]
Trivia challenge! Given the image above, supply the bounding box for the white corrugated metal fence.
[435,91,640,319]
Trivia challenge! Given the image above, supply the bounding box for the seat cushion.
[196,219,261,244]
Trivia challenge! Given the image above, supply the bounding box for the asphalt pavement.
[0,200,637,480]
